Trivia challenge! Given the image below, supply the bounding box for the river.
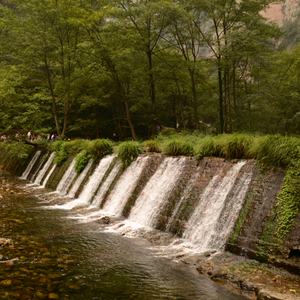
[0,180,250,300]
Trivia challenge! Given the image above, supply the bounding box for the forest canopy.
[1,0,300,140]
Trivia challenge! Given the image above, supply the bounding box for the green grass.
[116,141,142,168]
[85,139,113,160]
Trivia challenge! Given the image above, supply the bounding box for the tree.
[187,0,283,133]
[1,0,95,136]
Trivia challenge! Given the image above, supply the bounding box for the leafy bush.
[54,148,69,166]
[85,139,113,160]
[116,141,141,167]
[0,141,34,160]
[52,139,88,166]
[74,152,89,174]
[159,127,177,136]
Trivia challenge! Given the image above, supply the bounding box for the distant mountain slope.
[264,1,300,48]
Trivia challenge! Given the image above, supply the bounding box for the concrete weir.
[1,149,300,299]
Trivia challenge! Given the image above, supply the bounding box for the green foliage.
[85,139,113,160]
[194,137,216,160]
[74,152,89,174]
[51,139,88,166]
[231,176,263,244]
[247,135,300,167]
[142,140,160,152]
[159,127,177,137]
[54,148,69,166]
[214,134,253,159]
[116,141,141,168]
[0,141,34,160]
[163,139,194,156]
[275,158,300,240]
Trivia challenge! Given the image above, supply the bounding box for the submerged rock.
[0,279,12,286]
[0,238,13,245]
[97,216,110,224]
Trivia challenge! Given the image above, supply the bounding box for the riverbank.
[0,170,299,300]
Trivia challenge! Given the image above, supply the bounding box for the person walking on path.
[27,130,32,141]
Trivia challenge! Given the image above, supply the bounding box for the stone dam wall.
[0,149,299,275]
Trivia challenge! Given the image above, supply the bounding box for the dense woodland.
[1,0,300,140]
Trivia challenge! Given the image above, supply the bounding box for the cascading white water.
[29,153,48,182]
[101,156,149,216]
[39,164,56,189]
[55,158,77,195]
[59,155,115,209]
[182,161,249,252]
[90,161,121,208]
[165,165,202,232]
[67,160,93,198]
[128,157,188,227]
[20,150,41,180]
[34,152,56,185]
[208,167,253,250]
[22,150,255,255]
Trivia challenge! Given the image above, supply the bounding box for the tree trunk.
[147,50,157,137]
[188,69,200,130]
[104,57,137,140]
[218,60,224,134]
[174,74,187,132]
[62,112,68,137]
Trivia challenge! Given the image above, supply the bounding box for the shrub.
[116,141,141,167]
[247,135,300,167]
[85,139,113,160]
[1,141,34,160]
[74,152,89,174]
[142,140,160,153]
[163,139,194,156]
[52,139,88,166]
[159,127,177,136]
[54,148,69,166]
[194,137,216,160]
[214,133,253,159]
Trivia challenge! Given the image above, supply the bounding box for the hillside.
[264,1,300,47]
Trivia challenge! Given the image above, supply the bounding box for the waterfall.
[128,157,188,227]
[67,160,93,198]
[20,150,41,180]
[55,158,77,195]
[60,155,115,209]
[101,156,149,216]
[29,152,48,182]
[90,161,121,208]
[209,168,253,250]
[18,150,275,257]
[34,152,56,185]
[182,161,249,252]
[165,165,202,232]
[40,164,56,189]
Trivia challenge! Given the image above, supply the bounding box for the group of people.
[1,130,121,143]
[0,130,58,142]
[46,134,59,142]
[27,130,43,141]
[27,131,59,142]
